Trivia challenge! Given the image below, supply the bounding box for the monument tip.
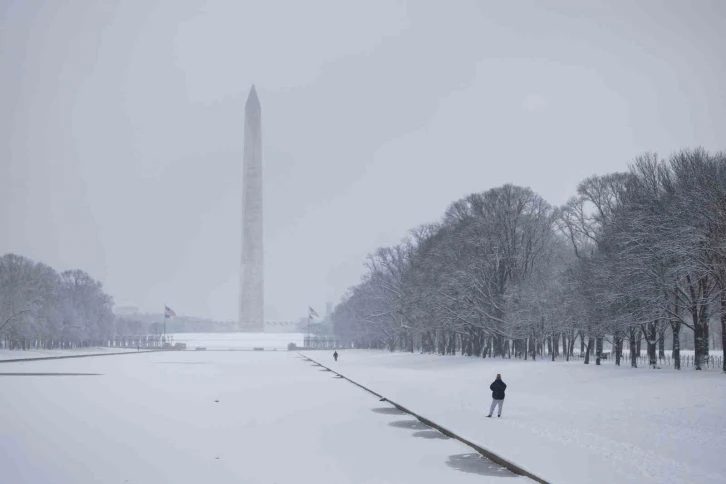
[246,85,260,111]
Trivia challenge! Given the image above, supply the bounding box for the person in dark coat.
[333,351,338,362]
[487,374,506,417]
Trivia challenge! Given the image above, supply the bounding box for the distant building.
[114,305,139,316]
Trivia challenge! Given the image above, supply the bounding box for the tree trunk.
[701,301,710,365]
[629,327,638,368]
[614,331,622,366]
[568,333,575,360]
[580,332,584,354]
[636,328,642,357]
[672,320,681,371]
[691,276,711,370]
[695,298,710,370]
[722,288,726,373]
[584,338,593,364]
[473,330,482,357]
[646,321,657,368]
[595,337,603,366]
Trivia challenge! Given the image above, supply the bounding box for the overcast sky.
[1,0,724,321]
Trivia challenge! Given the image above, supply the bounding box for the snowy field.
[305,350,726,484]
[0,346,525,483]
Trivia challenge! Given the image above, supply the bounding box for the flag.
[308,306,319,319]
[165,306,176,318]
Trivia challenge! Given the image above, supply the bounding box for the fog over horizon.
[2,0,724,322]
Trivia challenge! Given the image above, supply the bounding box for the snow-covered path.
[305,350,726,484]
[0,350,525,483]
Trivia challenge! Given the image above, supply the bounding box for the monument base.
[238,323,265,333]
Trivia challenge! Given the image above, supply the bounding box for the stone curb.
[0,350,164,364]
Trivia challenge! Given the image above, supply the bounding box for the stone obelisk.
[239,86,264,332]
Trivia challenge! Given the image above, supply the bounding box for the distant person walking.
[333,351,338,362]
[487,374,506,418]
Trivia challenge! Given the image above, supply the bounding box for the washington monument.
[239,86,264,332]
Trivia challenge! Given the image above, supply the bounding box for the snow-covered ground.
[304,350,726,484]
[0,348,525,483]
[0,346,138,361]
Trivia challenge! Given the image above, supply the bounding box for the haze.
[1,0,724,321]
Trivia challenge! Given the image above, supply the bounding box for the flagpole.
[163,303,167,342]
[307,308,311,349]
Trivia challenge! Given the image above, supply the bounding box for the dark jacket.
[490,379,506,400]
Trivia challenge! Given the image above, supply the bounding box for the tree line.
[0,253,241,351]
[331,148,726,372]
[0,253,116,349]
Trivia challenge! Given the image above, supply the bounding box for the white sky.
[1,0,724,321]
